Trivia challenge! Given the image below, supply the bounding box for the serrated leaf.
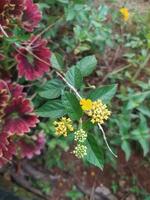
[86,135,104,169]
[76,55,97,77]
[62,92,82,120]
[65,66,83,89]
[36,100,66,118]
[88,84,117,103]
[38,79,64,99]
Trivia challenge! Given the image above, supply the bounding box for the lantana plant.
[0,0,117,169]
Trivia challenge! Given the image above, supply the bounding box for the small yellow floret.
[80,98,93,111]
[54,117,74,137]
[120,7,129,22]
[86,100,111,124]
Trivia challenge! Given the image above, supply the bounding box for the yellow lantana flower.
[120,7,129,22]
[87,100,111,124]
[80,98,111,124]
[80,98,92,111]
[54,117,74,137]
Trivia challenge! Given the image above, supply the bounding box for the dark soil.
[0,149,150,200]
[50,150,150,200]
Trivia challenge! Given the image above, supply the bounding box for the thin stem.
[56,71,82,99]
[0,24,9,38]
[98,123,117,158]
[26,16,63,49]
[101,64,131,83]
[133,52,150,81]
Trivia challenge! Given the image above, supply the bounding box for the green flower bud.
[73,144,87,158]
[74,129,87,143]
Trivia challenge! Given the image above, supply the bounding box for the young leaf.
[86,135,104,169]
[76,55,97,77]
[88,84,117,103]
[65,66,83,89]
[62,92,82,120]
[36,99,66,118]
[38,79,64,99]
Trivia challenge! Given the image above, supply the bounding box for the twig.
[26,16,63,48]
[101,64,131,83]
[110,45,121,67]
[0,24,9,38]
[90,179,96,200]
[98,123,117,158]
[56,71,82,99]
[133,52,150,81]
[11,173,50,200]
[22,161,60,181]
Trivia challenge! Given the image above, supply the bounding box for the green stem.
[133,53,150,81]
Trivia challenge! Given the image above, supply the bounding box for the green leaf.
[115,112,132,160]
[65,66,83,89]
[38,3,50,10]
[74,43,91,54]
[57,0,69,3]
[38,79,64,99]
[86,135,104,169]
[121,141,131,161]
[36,100,66,119]
[51,53,64,71]
[88,84,117,103]
[62,92,82,120]
[131,114,150,156]
[98,5,109,20]
[124,91,150,110]
[137,105,150,117]
[76,55,97,77]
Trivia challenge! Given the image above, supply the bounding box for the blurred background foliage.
[1,0,150,199]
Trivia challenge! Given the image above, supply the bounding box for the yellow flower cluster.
[120,7,129,22]
[53,117,74,137]
[80,99,111,124]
